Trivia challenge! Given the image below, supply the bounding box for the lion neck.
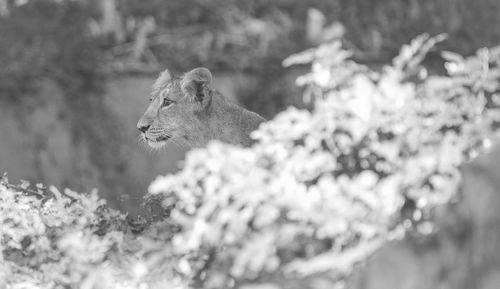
[182,92,264,148]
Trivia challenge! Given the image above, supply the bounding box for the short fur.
[137,67,265,148]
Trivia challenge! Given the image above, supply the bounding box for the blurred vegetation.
[0,1,128,207]
[1,0,500,119]
[0,0,104,100]
[2,0,500,112]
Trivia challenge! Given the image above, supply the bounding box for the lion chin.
[147,140,168,149]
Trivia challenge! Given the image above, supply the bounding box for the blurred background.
[1,0,500,212]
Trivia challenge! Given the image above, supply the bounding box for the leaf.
[19,179,30,190]
[441,50,464,63]
[284,238,385,277]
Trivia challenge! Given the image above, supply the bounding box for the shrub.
[146,34,500,288]
[0,174,186,288]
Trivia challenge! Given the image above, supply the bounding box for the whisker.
[171,138,184,150]
[136,127,191,155]
[162,141,172,153]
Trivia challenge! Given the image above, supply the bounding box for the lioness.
[137,67,265,148]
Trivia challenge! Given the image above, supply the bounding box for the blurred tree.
[0,0,104,100]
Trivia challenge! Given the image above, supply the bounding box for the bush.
[2,35,500,288]
[146,34,500,288]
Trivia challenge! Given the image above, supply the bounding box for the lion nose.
[137,124,150,133]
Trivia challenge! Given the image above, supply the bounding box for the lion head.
[137,67,216,149]
[137,67,264,149]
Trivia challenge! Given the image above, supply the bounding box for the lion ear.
[153,69,171,91]
[159,69,171,80]
[181,67,213,105]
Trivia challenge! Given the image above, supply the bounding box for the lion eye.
[161,98,174,107]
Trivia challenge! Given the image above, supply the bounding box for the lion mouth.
[143,134,171,147]
[155,135,171,142]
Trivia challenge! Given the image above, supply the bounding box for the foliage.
[142,34,500,288]
[116,0,500,66]
[5,0,500,117]
[332,0,500,57]
[0,174,185,289]
[0,0,104,100]
[1,174,124,288]
[3,35,500,288]
[114,0,299,71]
